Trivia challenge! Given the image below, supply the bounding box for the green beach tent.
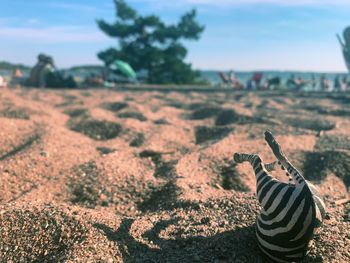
[109,60,137,79]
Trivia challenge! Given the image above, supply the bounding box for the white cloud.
[0,26,111,44]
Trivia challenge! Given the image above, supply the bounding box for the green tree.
[97,0,205,84]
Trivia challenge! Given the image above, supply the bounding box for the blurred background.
[1,0,350,88]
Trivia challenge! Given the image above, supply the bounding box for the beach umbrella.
[109,60,136,79]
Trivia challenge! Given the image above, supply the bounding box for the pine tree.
[97,0,204,84]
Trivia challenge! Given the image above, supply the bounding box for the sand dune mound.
[55,94,81,108]
[195,125,233,144]
[316,134,350,151]
[215,109,267,126]
[68,161,111,208]
[301,104,350,117]
[117,111,147,121]
[64,108,88,118]
[218,161,250,192]
[0,132,41,162]
[285,117,336,131]
[0,106,31,120]
[68,117,122,140]
[101,102,129,112]
[186,106,224,120]
[129,133,145,147]
[0,204,87,262]
[153,118,169,125]
[303,150,350,187]
[64,156,159,216]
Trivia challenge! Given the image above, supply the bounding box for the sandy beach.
[0,86,349,262]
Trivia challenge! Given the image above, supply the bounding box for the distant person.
[320,74,325,91]
[39,56,55,88]
[311,74,317,90]
[84,73,104,87]
[262,80,269,90]
[26,54,77,88]
[287,75,308,90]
[13,68,22,78]
[11,68,24,86]
[261,75,272,90]
[246,78,257,90]
[27,53,46,87]
[253,72,263,87]
[286,74,297,89]
[264,76,281,90]
[229,70,236,84]
[228,70,243,89]
[295,77,308,91]
[334,75,341,92]
[341,76,349,91]
[247,72,263,90]
[320,74,331,92]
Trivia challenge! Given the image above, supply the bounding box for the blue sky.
[1,0,350,71]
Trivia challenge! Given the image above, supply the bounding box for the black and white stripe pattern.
[234,131,326,263]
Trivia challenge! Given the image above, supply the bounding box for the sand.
[0,86,349,262]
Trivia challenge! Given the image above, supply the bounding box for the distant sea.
[200,70,349,85]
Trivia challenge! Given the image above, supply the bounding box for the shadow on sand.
[93,218,263,263]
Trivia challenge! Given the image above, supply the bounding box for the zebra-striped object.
[234,131,326,262]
